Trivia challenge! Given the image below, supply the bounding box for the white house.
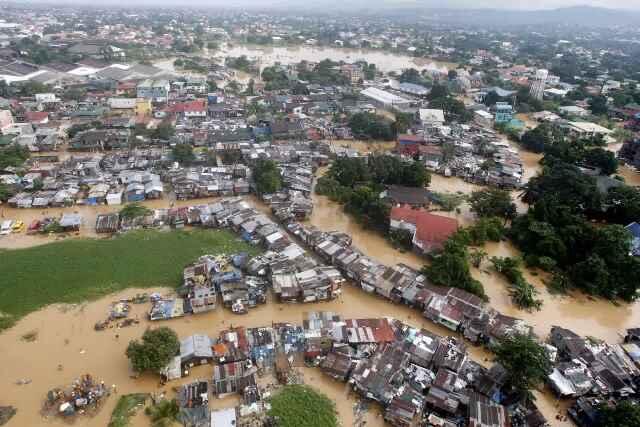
[418,108,446,128]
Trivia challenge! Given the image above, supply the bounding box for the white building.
[565,121,612,139]
[530,69,548,101]
[419,108,446,128]
[474,110,494,128]
[360,87,411,110]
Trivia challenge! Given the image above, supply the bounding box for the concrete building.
[530,69,548,101]
[360,87,411,111]
[494,102,514,124]
[474,110,494,128]
[137,79,170,102]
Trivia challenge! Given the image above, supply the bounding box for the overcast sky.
[25,0,640,10]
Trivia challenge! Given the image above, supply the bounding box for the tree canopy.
[171,144,195,165]
[348,112,395,140]
[267,385,338,427]
[126,327,179,373]
[469,188,517,221]
[0,144,29,169]
[252,159,282,195]
[493,334,552,400]
[598,400,640,427]
[512,161,640,301]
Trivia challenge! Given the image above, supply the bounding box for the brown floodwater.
[0,286,489,427]
[222,44,456,74]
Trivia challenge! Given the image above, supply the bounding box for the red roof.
[24,111,48,123]
[390,206,458,247]
[170,99,206,113]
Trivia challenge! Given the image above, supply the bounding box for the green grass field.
[0,230,259,331]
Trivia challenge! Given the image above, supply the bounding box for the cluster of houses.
[4,152,165,208]
[397,122,524,188]
[549,327,640,427]
[158,310,545,427]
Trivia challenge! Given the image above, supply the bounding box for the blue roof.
[627,222,640,238]
[399,82,429,95]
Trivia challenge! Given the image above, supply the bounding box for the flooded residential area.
[2,3,640,427]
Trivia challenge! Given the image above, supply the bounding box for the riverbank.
[0,229,258,331]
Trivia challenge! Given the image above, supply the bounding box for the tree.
[392,112,414,135]
[171,144,195,165]
[126,327,179,373]
[493,334,551,400]
[0,144,29,169]
[399,68,423,85]
[520,124,553,153]
[267,385,338,427]
[0,182,13,202]
[588,95,608,115]
[491,257,542,311]
[152,123,175,141]
[427,84,449,100]
[119,203,152,220]
[145,399,180,427]
[206,41,218,50]
[605,185,640,225]
[470,248,488,268]
[253,159,282,195]
[598,400,640,427]
[583,148,618,175]
[469,189,517,221]
[422,238,487,300]
[348,113,395,140]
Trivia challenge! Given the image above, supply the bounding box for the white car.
[0,220,13,235]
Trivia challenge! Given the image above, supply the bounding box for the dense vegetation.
[0,230,259,330]
[225,55,252,72]
[252,158,283,195]
[0,144,29,169]
[491,257,542,311]
[598,400,640,427]
[422,218,506,301]
[297,59,349,86]
[316,155,429,231]
[267,385,338,427]
[127,327,179,373]
[108,394,149,427]
[119,203,153,220]
[511,160,640,300]
[261,66,291,91]
[468,188,517,221]
[171,144,195,165]
[145,399,180,427]
[493,334,552,400]
[520,124,617,175]
[348,112,396,140]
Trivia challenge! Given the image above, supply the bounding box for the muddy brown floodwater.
[0,286,489,427]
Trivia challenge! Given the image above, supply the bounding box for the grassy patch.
[108,393,149,427]
[0,230,259,331]
[268,385,338,427]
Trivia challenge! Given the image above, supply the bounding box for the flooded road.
[0,286,488,427]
